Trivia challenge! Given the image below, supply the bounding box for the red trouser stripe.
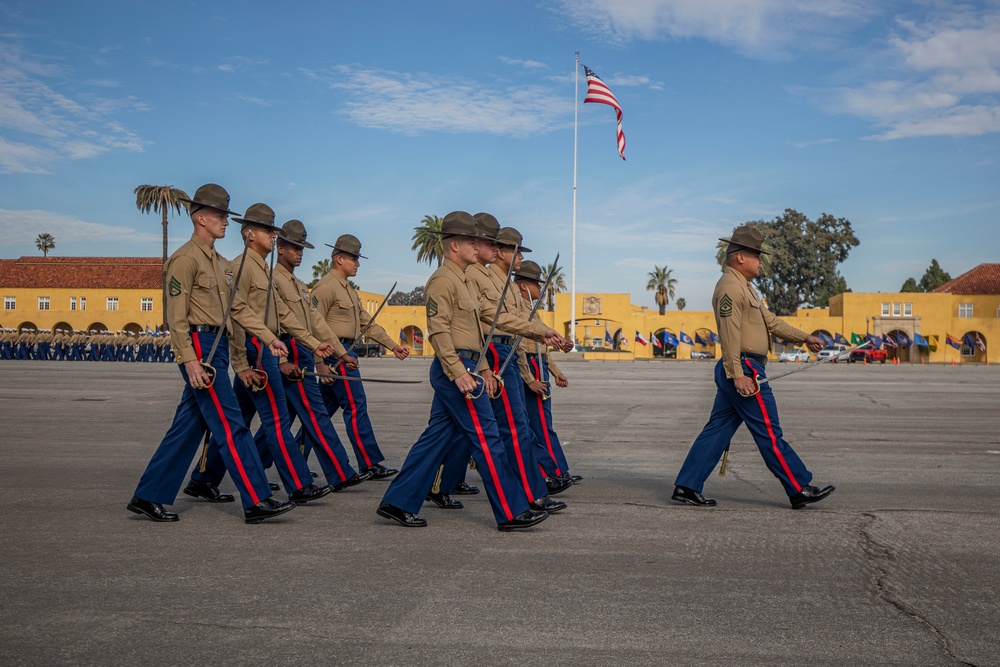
[489,345,533,503]
[745,360,802,493]
[253,337,302,490]
[193,333,260,505]
[291,339,347,482]
[530,357,561,476]
[464,395,514,521]
[339,360,372,468]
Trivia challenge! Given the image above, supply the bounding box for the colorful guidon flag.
[946,333,962,350]
[635,331,648,346]
[652,333,663,348]
[679,331,694,346]
[976,333,986,352]
[583,65,626,160]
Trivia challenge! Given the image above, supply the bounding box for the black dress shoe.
[244,497,296,524]
[268,482,280,492]
[183,479,235,503]
[671,485,717,506]
[453,481,480,495]
[789,484,836,509]
[376,502,427,527]
[545,475,572,496]
[498,508,548,531]
[425,492,464,509]
[127,496,179,522]
[288,483,332,505]
[530,496,567,513]
[362,463,399,479]
[570,474,583,483]
[331,472,369,492]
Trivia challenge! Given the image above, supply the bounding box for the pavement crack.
[857,512,976,666]
[719,464,768,496]
[858,392,891,407]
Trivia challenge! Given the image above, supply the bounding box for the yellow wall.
[0,286,163,333]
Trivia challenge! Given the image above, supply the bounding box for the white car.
[779,348,810,362]
[690,350,714,359]
[816,345,848,363]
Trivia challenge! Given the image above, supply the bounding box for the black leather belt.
[339,337,354,346]
[491,335,513,345]
[190,325,223,334]
[457,349,480,362]
[741,352,768,364]
[279,333,295,341]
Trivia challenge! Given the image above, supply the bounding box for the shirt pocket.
[747,292,764,325]
[194,273,218,294]
[456,299,477,312]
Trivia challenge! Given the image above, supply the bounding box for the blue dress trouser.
[193,336,313,494]
[133,331,272,510]
[273,337,357,485]
[523,354,570,476]
[318,351,386,469]
[382,357,531,525]
[675,359,813,497]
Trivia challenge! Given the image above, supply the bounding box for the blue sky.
[1,0,998,310]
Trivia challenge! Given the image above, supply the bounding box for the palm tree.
[411,214,443,267]
[646,265,677,316]
[134,185,189,328]
[676,297,686,311]
[35,233,55,257]
[540,263,567,311]
[308,258,333,289]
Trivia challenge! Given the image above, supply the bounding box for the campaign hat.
[279,219,314,249]
[325,234,368,259]
[179,183,241,216]
[513,259,543,283]
[473,212,501,241]
[497,227,531,253]
[720,224,770,255]
[434,211,495,239]
[233,203,282,234]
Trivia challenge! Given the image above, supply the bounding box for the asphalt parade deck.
[1,358,997,666]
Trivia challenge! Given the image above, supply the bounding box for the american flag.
[583,65,626,160]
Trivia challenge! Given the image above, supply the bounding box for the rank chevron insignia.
[719,293,733,318]
[426,297,439,318]
[168,275,182,297]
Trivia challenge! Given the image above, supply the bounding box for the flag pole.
[570,51,579,349]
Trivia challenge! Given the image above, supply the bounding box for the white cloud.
[302,65,572,137]
[0,41,146,173]
[499,56,548,70]
[0,209,161,244]
[551,0,871,56]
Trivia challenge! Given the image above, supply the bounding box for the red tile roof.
[0,257,162,289]
[932,263,1000,295]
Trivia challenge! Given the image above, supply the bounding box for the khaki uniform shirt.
[163,233,276,365]
[311,271,396,355]
[714,266,807,379]
[272,263,338,362]
[425,258,487,380]
[466,263,550,341]
[228,250,322,373]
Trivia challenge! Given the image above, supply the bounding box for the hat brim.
[179,197,241,217]
[499,243,532,253]
[719,237,770,255]
[282,237,315,249]
[324,243,368,259]
[429,229,496,241]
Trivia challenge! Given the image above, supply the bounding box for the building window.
[903,303,912,316]
[3,296,14,310]
[106,297,119,311]
[80,297,87,311]
[140,297,154,312]
[958,303,973,318]
[881,302,890,316]
[38,296,50,311]
[892,303,901,317]
[70,297,77,311]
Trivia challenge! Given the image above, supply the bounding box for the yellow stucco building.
[4,257,997,364]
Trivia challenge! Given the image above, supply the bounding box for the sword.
[494,252,559,380]
[342,281,398,358]
[473,245,519,399]
[299,370,422,384]
[748,340,872,393]
[199,232,252,388]
[246,240,281,392]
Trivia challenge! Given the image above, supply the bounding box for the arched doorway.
[612,327,624,351]
[17,321,38,333]
[693,327,716,359]
[123,322,143,336]
[53,320,72,335]
[961,331,987,363]
[401,324,425,355]
[86,321,108,335]
[653,328,678,358]
[886,329,911,363]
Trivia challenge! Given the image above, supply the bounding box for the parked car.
[779,348,810,362]
[356,342,383,358]
[817,345,848,363]
[849,347,888,364]
[690,350,714,359]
